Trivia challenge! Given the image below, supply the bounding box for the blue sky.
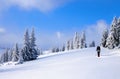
[0,0,119,49]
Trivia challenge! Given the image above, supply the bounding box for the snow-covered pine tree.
[66,40,70,50]
[0,49,9,63]
[101,28,109,47]
[21,29,31,61]
[80,31,87,48]
[62,45,65,51]
[70,40,74,50]
[4,49,9,62]
[112,16,117,27]
[89,41,95,47]
[106,32,115,49]
[29,28,38,60]
[56,48,59,52]
[118,17,120,47]
[21,28,38,61]
[18,50,23,64]
[52,47,56,53]
[12,43,19,62]
[76,37,80,49]
[106,17,119,49]
[111,17,120,46]
[0,54,4,63]
[73,32,80,49]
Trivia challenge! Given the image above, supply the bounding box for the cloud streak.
[0,27,5,33]
[0,0,72,12]
[86,20,109,45]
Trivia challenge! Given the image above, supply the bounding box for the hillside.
[0,47,120,79]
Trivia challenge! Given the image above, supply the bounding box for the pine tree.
[101,28,108,47]
[0,54,4,63]
[80,31,87,48]
[0,53,5,63]
[52,47,56,53]
[12,43,19,62]
[56,48,59,52]
[118,17,120,47]
[73,32,80,49]
[29,28,38,59]
[21,29,31,61]
[18,50,23,64]
[62,45,65,51]
[89,41,95,47]
[112,16,117,26]
[4,49,9,62]
[106,17,119,49]
[0,49,9,63]
[70,40,74,50]
[66,40,70,50]
[21,28,38,61]
[106,32,115,49]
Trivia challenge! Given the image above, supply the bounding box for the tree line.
[52,31,95,53]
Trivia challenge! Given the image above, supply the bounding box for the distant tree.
[80,31,87,48]
[66,40,70,50]
[4,49,9,62]
[29,28,38,60]
[18,50,24,64]
[62,45,65,51]
[70,40,74,50]
[73,32,80,49]
[89,41,95,47]
[0,49,9,63]
[52,48,56,53]
[0,54,4,63]
[56,48,59,52]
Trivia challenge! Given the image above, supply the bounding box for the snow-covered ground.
[0,47,120,79]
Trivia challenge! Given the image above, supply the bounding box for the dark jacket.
[96,46,101,52]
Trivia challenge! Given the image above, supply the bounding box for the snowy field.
[0,47,120,79]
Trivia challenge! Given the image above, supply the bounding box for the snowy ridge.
[0,47,120,79]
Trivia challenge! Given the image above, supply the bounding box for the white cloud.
[0,27,22,47]
[86,20,109,46]
[37,31,66,49]
[56,31,62,39]
[0,32,22,46]
[0,0,72,12]
[0,28,5,33]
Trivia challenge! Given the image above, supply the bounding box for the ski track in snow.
[0,47,120,79]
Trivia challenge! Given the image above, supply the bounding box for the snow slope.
[0,47,120,79]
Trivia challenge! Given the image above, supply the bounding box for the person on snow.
[96,46,101,57]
